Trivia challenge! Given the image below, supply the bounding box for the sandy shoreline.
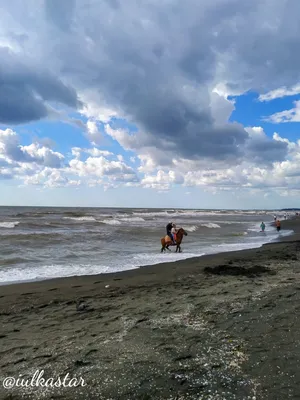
[1,218,300,399]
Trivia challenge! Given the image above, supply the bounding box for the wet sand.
[1,218,300,399]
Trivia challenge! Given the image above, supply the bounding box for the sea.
[0,207,294,285]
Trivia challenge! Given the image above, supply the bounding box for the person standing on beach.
[274,215,277,221]
[260,222,265,232]
[276,219,281,232]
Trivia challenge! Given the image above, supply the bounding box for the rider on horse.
[166,222,176,244]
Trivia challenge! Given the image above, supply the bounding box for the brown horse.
[160,227,188,253]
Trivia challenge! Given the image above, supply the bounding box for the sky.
[1,0,300,209]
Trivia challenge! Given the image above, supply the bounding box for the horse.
[160,227,188,253]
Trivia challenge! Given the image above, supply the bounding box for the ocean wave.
[201,223,221,229]
[0,263,139,284]
[63,216,96,222]
[119,217,145,222]
[0,222,19,228]
[185,225,198,232]
[132,211,175,218]
[101,219,122,225]
[14,211,59,218]
[131,209,249,218]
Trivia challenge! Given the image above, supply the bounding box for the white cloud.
[259,84,300,102]
[80,95,118,123]
[0,129,64,168]
[86,148,113,157]
[141,170,184,190]
[85,120,103,145]
[23,169,81,188]
[210,91,235,125]
[71,147,82,159]
[265,100,300,123]
[69,155,138,183]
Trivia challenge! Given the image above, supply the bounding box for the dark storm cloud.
[0,48,81,124]
[245,135,288,164]
[47,0,253,161]
[1,0,297,162]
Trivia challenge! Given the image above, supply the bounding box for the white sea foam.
[185,225,198,232]
[0,252,203,284]
[101,219,122,225]
[63,216,96,222]
[132,210,226,218]
[119,217,145,222]
[0,222,19,228]
[131,209,280,218]
[0,263,138,284]
[201,223,221,228]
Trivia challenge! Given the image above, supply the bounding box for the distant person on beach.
[276,219,281,232]
[166,222,176,244]
[260,222,265,232]
[274,215,277,221]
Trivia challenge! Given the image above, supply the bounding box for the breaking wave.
[201,223,221,229]
[185,225,198,232]
[101,219,122,225]
[63,216,96,222]
[0,222,19,228]
[119,217,145,222]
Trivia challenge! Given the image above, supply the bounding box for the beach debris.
[76,300,87,311]
[76,299,94,312]
[105,285,110,288]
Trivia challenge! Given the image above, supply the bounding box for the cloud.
[1,125,300,199]
[23,169,81,188]
[0,129,64,168]
[0,0,275,162]
[69,155,139,183]
[85,120,103,145]
[259,84,300,102]
[0,47,81,124]
[265,100,300,123]
[141,170,184,190]
[244,127,288,163]
[3,0,300,200]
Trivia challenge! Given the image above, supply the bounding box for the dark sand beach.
[1,218,300,399]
